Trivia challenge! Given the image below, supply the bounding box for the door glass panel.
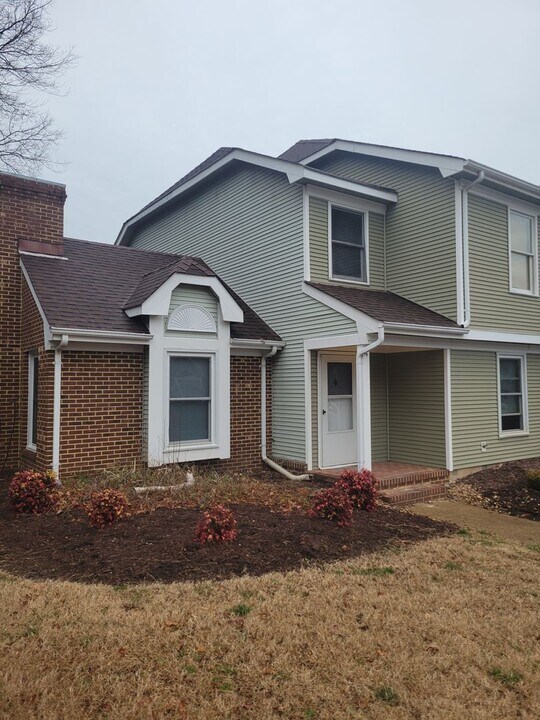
[327,362,352,396]
[328,397,353,432]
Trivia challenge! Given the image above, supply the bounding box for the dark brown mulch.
[450,458,540,521]
[0,488,455,584]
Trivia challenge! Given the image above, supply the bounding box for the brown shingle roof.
[278,139,336,163]
[307,283,460,328]
[21,238,280,342]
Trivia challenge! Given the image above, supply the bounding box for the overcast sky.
[42,0,540,244]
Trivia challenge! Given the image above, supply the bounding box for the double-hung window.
[498,355,528,434]
[509,210,536,295]
[169,356,212,444]
[330,206,367,283]
[27,352,38,450]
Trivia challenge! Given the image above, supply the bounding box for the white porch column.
[147,315,165,466]
[356,349,372,470]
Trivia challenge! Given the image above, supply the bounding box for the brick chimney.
[0,172,67,470]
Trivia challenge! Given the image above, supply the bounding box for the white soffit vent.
[167,304,217,333]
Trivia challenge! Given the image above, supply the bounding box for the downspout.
[355,324,385,470]
[52,333,68,483]
[461,170,485,327]
[261,346,310,480]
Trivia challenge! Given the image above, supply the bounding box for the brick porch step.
[378,467,449,489]
[380,481,448,506]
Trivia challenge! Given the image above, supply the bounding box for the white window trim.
[497,353,529,438]
[27,351,38,452]
[507,208,538,297]
[328,202,370,286]
[165,351,216,451]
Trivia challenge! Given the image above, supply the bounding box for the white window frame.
[497,353,529,437]
[508,208,538,297]
[27,351,38,451]
[165,351,216,451]
[328,202,370,285]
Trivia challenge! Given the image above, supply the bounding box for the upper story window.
[509,210,537,295]
[330,206,367,283]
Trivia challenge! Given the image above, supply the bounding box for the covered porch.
[306,342,452,480]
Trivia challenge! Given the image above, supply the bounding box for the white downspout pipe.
[261,346,310,480]
[461,170,485,327]
[52,333,68,483]
[355,324,385,471]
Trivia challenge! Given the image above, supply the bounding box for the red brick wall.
[0,173,65,469]
[208,355,272,475]
[59,351,144,477]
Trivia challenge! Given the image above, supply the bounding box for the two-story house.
[3,139,540,497]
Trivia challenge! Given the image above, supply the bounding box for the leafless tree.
[0,0,75,173]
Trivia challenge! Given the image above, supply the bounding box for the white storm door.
[320,355,357,467]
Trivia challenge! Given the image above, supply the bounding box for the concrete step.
[380,481,448,506]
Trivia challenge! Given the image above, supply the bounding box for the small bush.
[87,489,130,528]
[525,469,540,492]
[195,504,238,544]
[309,486,353,527]
[335,468,378,511]
[8,470,58,514]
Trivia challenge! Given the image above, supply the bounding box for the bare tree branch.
[0,0,75,173]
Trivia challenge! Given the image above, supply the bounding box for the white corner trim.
[126,273,244,323]
[304,346,312,471]
[167,304,217,333]
[455,181,465,326]
[26,351,37,452]
[20,261,53,348]
[52,348,62,477]
[443,349,453,471]
[303,186,310,282]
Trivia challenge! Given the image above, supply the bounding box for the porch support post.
[356,349,372,470]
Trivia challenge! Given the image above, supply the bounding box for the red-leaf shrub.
[335,468,378,511]
[87,489,130,528]
[195,504,238,544]
[309,486,353,526]
[8,470,58,514]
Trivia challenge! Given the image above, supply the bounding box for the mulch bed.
[449,458,540,521]
[0,488,455,584]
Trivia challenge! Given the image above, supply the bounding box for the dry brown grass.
[0,531,538,719]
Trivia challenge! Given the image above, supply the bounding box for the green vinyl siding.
[309,196,385,289]
[468,193,540,333]
[451,350,540,469]
[129,163,356,463]
[370,353,388,462]
[387,350,446,467]
[312,152,457,321]
[165,285,218,338]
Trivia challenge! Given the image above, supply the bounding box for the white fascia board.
[382,322,468,337]
[20,261,53,348]
[297,140,466,177]
[116,149,398,245]
[130,273,244,323]
[466,329,540,345]
[302,282,379,334]
[50,327,152,345]
[464,161,540,202]
[230,338,285,349]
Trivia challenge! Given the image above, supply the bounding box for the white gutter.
[50,327,153,345]
[460,170,485,327]
[52,334,68,483]
[382,322,468,337]
[261,346,309,480]
[355,325,385,471]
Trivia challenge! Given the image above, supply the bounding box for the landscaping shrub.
[87,489,130,528]
[195,504,238,544]
[335,468,378,511]
[8,470,58,514]
[309,486,353,526]
[525,469,540,492]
